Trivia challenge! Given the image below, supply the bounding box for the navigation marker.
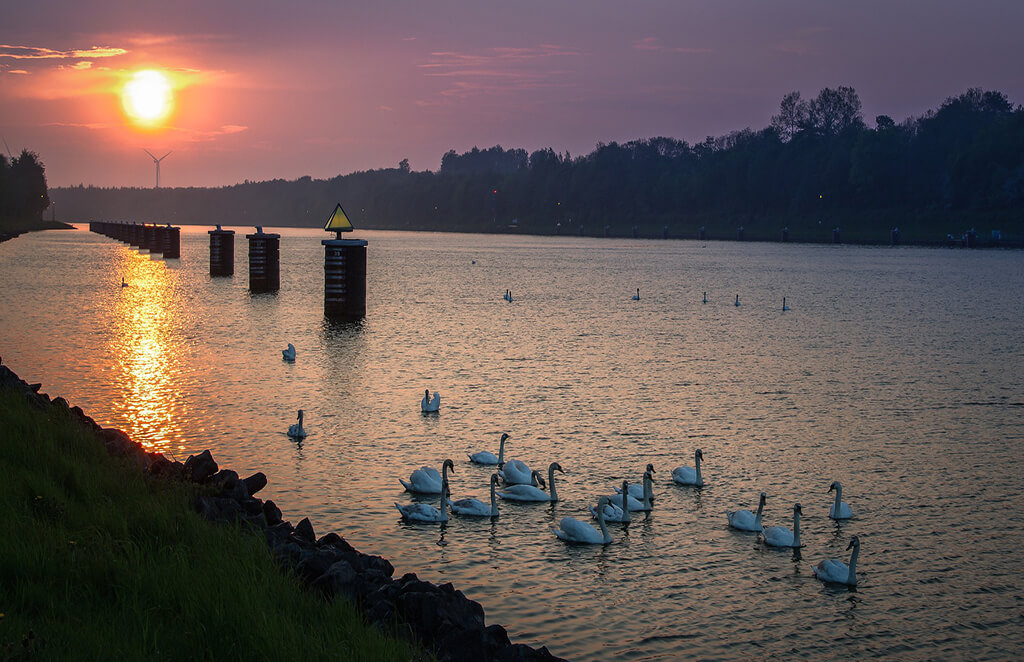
[325,203,354,238]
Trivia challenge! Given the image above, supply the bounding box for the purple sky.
[3,0,1022,188]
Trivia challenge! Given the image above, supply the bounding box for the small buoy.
[782,297,789,311]
[734,294,740,307]
[702,292,707,304]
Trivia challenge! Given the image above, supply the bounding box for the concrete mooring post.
[321,203,367,320]
[209,225,235,276]
[161,224,181,258]
[246,227,280,292]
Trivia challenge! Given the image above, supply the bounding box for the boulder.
[294,517,316,543]
[262,500,283,526]
[242,472,268,496]
[183,450,218,483]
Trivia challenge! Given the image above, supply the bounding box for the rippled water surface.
[2,225,1023,660]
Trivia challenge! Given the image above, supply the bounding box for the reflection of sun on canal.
[110,251,186,455]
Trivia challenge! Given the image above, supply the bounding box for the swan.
[592,481,632,523]
[702,291,707,304]
[763,503,803,548]
[399,459,454,494]
[672,449,704,487]
[281,343,296,362]
[499,457,537,485]
[734,294,741,306]
[421,389,441,413]
[632,288,640,300]
[503,289,513,302]
[813,535,860,586]
[555,497,613,544]
[396,479,450,523]
[468,432,509,465]
[607,471,653,511]
[287,410,307,439]
[828,481,853,519]
[449,474,500,517]
[727,491,766,531]
[498,463,563,502]
[614,464,656,499]
[782,297,790,312]
[121,277,128,288]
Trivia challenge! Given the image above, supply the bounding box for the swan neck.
[497,438,505,464]
[755,498,765,524]
[489,479,497,512]
[596,507,610,542]
[695,455,702,483]
[440,480,449,521]
[548,466,558,501]
[622,483,631,522]
[833,486,842,513]
[792,511,801,546]
[848,545,859,584]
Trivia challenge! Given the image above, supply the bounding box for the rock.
[242,472,267,496]
[310,559,357,597]
[29,382,42,392]
[99,428,138,457]
[183,449,218,483]
[263,500,283,526]
[209,469,239,491]
[240,497,264,516]
[194,495,243,523]
[294,517,316,543]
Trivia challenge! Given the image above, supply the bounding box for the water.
[2,226,1023,660]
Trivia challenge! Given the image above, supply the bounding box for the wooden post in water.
[143,224,159,252]
[161,224,180,258]
[209,225,235,276]
[322,203,367,320]
[246,227,280,292]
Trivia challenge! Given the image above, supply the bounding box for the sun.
[122,70,174,126]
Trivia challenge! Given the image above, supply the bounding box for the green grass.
[0,386,420,661]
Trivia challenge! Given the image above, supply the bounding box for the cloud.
[70,62,93,70]
[417,44,580,100]
[633,37,710,54]
[175,124,249,142]
[6,69,29,75]
[0,44,128,60]
[44,121,115,130]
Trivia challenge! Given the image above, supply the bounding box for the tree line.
[50,86,1024,244]
[1,150,50,224]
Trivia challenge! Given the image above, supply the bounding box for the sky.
[2,0,1023,189]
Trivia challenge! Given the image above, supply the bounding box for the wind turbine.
[144,149,172,188]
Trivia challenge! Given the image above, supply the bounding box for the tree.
[771,91,810,142]
[808,86,864,136]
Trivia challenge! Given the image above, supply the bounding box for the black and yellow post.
[321,203,367,320]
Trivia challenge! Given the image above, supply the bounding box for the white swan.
[396,479,450,523]
[734,294,741,306]
[421,389,441,413]
[592,480,632,523]
[287,409,306,439]
[828,481,853,520]
[468,432,509,465]
[615,464,656,499]
[449,474,500,517]
[282,343,296,362]
[727,491,766,531]
[813,535,860,586]
[782,297,790,312]
[702,291,707,304]
[555,497,613,544]
[503,289,513,302]
[763,503,803,548]
[498,463,563,502]
[632,288,640,300]
[607,471,653,511]
[399,458,454,494]
[499,457,537,485]
[672,449,704,487]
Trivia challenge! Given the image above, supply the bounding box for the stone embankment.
[0,360,565,662]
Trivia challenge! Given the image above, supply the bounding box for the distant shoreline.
[0,218,74,243]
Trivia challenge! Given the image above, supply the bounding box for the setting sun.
[122,70,173,125]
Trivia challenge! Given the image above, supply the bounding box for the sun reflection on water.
[110,251,187,455]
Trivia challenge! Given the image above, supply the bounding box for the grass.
[0,386,421,661]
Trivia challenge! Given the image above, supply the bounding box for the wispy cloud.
[0,44,128,60]
[417,44,580,100]
[633,37,710,54]
[6,69,29,75]
[44,121,115,130]
[176,124,249,142]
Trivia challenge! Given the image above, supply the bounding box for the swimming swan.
[499,457,537,485]
[828,481,853,519]
[287,410,307,439]
[813,535,860,586]
[592,481,632,523]
[399,459,454,494]
[449,474,500,517]
[282,343,296,362]
[632,288,640,300]
[615,464,656,499]
[396,480,450,523]
[607,471,653,511]
[763,503,803,548]
[555,497,613,544]
[727,491,766,531]
[498,463,563,502]
[672,450,704,487]
[468,432,509,465]
[421,389,441,413]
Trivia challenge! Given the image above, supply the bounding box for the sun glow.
[122,70,174,125]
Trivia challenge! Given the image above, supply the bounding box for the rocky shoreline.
[0,360,565,662]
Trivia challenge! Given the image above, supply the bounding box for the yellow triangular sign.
[324,203,354,232]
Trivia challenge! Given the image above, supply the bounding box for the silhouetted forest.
[51,87,1024,244]
[1,150,51,232]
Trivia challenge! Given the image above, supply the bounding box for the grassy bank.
[0,216,73,240]
[0,386,421,661]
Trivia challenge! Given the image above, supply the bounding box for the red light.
[493,189,498,194]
